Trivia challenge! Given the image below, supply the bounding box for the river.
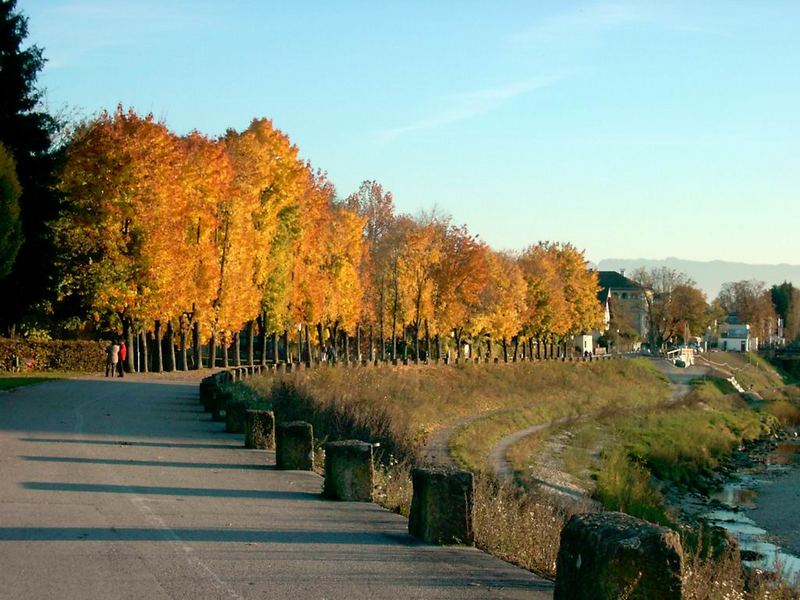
[703,439,800,582]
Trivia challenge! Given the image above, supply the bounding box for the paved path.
[0,376,553,599]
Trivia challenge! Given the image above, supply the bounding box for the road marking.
[130,497,244,600]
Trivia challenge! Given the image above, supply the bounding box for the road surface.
[0,375,553,599]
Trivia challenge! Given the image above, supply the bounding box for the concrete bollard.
[323,441,374,501]
[409,467,474,545]
[276,421,314,470]
[211,389,233,422]
[199,376,217,410]
[554,511,684,600]
[245,409,275,449]
[225,399,248,433]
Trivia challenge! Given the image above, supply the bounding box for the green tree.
[0,0,59,331]
[0,142,22,278]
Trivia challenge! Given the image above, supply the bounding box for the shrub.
[0,338,109,372]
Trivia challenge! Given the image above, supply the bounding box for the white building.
[719,324,753,352]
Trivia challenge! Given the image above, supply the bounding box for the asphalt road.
[0,375,553,599]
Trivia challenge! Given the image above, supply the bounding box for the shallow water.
[704,441,800,582]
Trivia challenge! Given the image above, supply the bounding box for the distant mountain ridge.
[596,257,800,299]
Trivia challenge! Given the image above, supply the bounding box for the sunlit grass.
[0,372,68,391]
[450,358,670,471]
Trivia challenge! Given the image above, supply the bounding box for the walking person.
[105,340,120,377]
[117,340,127,377]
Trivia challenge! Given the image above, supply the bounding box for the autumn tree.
[473,250,526,361]
[345,180,396,359]
[631,267,708,350]
[322,204,365,359]
[177,132,231,369]
[717,280,777,341]
[432,224,489,358]
[396,215,444,358]
[54,108,193,371]
[549,243,603,337]
[517,244,568,357]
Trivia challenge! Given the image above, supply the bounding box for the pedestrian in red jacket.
[117,340,127,377]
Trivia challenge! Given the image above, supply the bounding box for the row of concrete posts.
[199,370,686,599]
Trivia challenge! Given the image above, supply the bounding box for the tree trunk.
[379,315,385,361]
[403,323,408,360]
[222,334,230,368]
[233,331,241,366]
[282,330,290,363]
[550,339,555,359]
[259,314,267,366]
[454,329,462,359]
[316,323,324,362]
[272,332,279,364]
[164,321,175,371]
[344,332,350,363]
[122,318,133,373]
[141,330,149,373]
[502,337,508,362]
[369,325,374,361]
[191,321,200,369]
[512,336,519,362]
[414,322,420,361]
[356,324,362,362]
[435,334,441,360]
[297,327,303,362]
[425,320,431,362]
[179,325,188,371]
[305,325,312,365]
[154,320,164,373]
[208,331,217,369]
[247,320,255,366]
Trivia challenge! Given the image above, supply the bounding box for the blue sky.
[23,1,800,265]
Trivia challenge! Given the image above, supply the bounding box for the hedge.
[0,338,109,372]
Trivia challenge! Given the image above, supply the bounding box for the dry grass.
[247,359,667,463]
[473,474,590,579]
[683,542,800,600]
[451,358,670,471]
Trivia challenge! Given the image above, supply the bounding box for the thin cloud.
[377,76,566,143]
[507,2,646,47]
[32,1,212,69]
[507,2,719,48]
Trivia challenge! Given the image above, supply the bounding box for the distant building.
[596,270,650,338]
[719,322,755,352]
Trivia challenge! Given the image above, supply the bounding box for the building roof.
[597,271,643,291]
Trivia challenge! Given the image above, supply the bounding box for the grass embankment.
[450,358,671,471]
[508,353,793,525]
[505,353,800,597]
[0,372,67,391]
[699,350,789,390]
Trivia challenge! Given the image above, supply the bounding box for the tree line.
[48,108,604,371]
